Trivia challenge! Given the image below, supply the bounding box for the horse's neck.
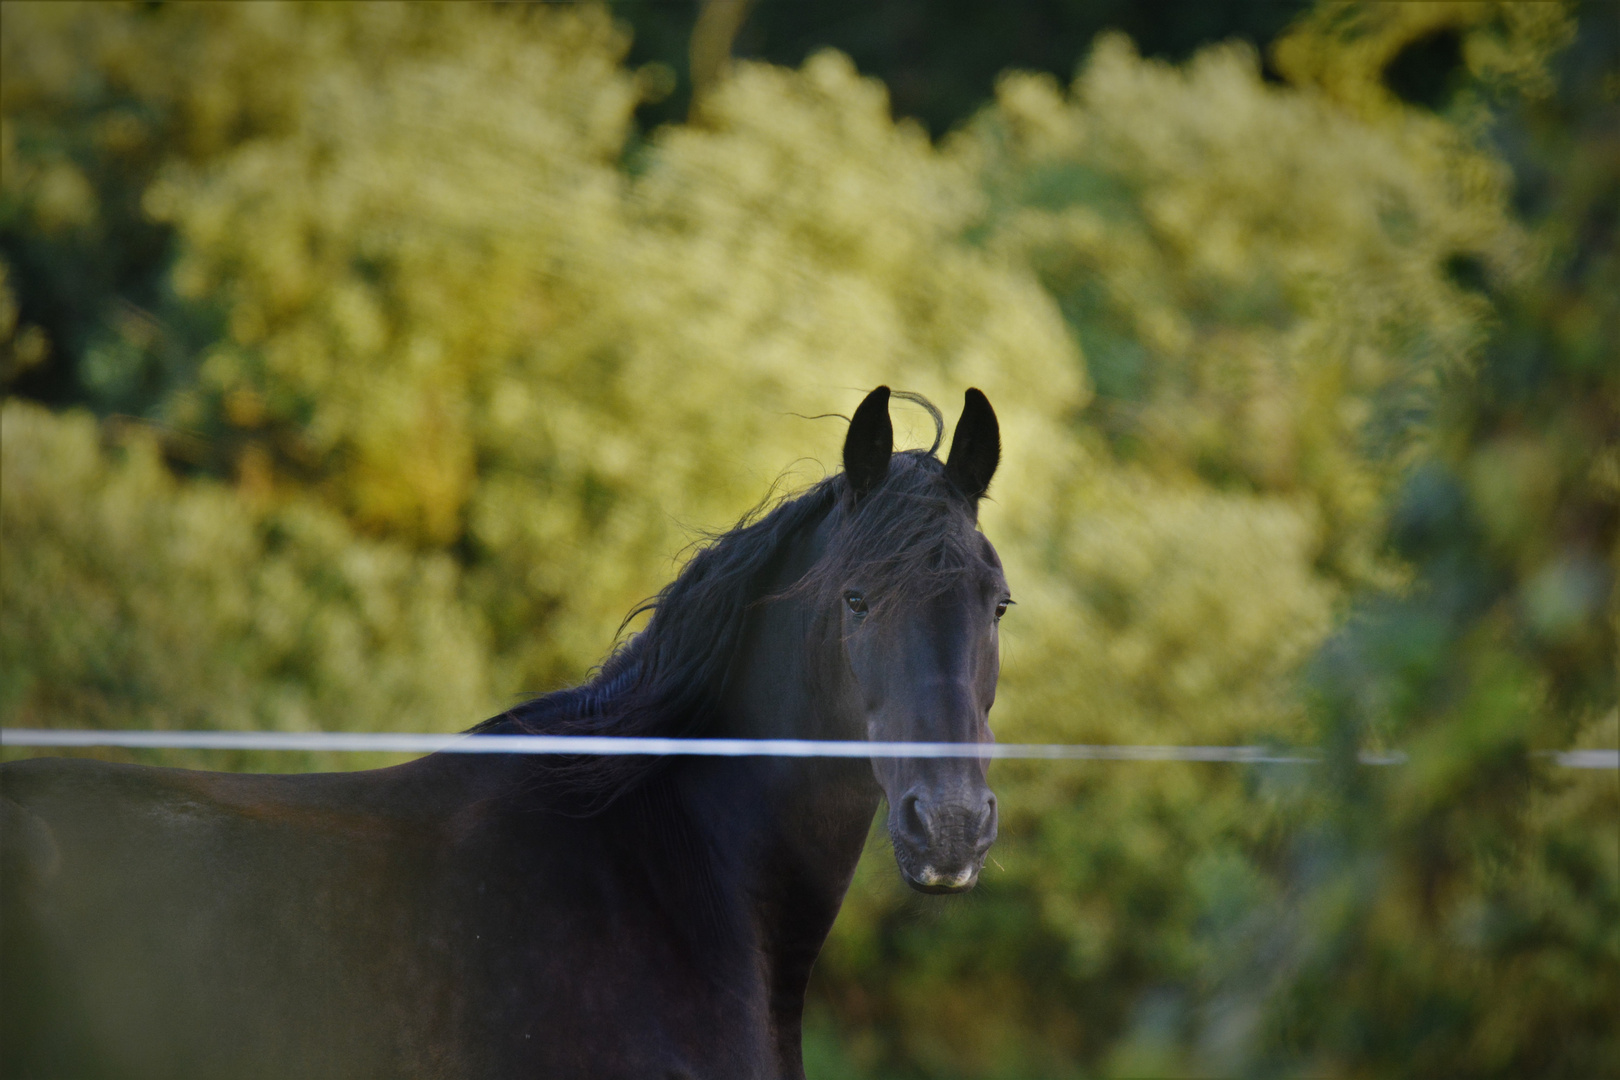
[684,577,879,1042]
[713,574,878,840]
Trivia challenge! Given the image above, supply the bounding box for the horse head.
[824,386,1006,893]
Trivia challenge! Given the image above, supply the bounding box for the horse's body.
[3,754,867,1077]
[1,388,1007,1080]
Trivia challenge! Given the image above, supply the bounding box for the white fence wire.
[1,729,1615,768]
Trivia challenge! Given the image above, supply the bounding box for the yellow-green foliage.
[0,1,1511,741]
[971,33,1523,583]
[3,1,1610,1075]
[1,401,491,771]
[2,2,1084,697]
[946,31,1523,755]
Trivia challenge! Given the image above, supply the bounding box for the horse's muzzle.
[889,789,998,894]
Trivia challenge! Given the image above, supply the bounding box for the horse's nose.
[894,788,998,880]
[901,789,998,848]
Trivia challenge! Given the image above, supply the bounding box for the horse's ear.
[843,386,893,498]
[945,388,1000,500]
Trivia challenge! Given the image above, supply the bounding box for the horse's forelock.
[804,451,986,613]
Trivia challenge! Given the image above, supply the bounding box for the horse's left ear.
[945,388,1000,500]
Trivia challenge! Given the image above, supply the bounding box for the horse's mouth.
[885,791,997,894]
[900,862,981,894]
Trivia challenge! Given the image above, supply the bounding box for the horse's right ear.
[945,388,1000,500]
[843,386,893,498]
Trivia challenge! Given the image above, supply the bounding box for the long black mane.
[476,444,985,811]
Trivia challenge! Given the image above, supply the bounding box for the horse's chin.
[899,862,981,894]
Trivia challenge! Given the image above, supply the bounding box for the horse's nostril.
[977,792,999,849]
[902,793,928,839]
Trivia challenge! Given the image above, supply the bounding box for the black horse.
[1,387,1009,1079]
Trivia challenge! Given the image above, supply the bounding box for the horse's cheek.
[841,631,886,716]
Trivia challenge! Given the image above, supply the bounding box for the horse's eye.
[995,599,1014,620]
[844,592,869,616]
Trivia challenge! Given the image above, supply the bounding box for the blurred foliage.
[0,403,488,773]
[1217,4,1620,1075]
[2,1,1614,1076]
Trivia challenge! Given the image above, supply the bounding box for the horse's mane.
[475,440,984,813]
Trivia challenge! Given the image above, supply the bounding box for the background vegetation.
[2,1,1614,1075]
